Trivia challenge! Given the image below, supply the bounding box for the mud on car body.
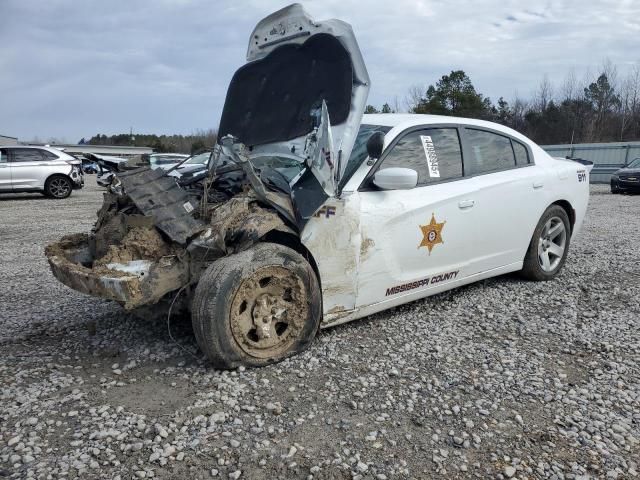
[46,4,591,368]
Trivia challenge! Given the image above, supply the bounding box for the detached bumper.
[45,234,189,310]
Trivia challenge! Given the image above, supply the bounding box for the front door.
[0,148,11,191]
[355,126,481,309]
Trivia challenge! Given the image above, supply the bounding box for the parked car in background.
[150,153,189,170]
[81,158,99,174]
[0,146,83,198]
[611,158,640,193]
[85,154,133,187]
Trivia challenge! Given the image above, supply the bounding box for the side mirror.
[373,168,418,190]
[366,131,385,160]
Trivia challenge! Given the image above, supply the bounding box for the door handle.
[533,181,544,189]
[458,199,475,209]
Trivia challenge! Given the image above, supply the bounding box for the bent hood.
[218,3,370,200]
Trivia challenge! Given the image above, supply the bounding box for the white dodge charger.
[46,4,591,368]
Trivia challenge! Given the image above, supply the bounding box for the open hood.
[218,3,370,206]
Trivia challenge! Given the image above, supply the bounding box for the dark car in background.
[611,158,640,193]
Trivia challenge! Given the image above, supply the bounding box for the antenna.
[568,129,575,158]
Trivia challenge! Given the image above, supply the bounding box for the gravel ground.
[1,181,639,480]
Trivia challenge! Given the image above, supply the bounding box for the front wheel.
[192,243,322,369]
[44,175,72,199]
[521,205,571,281]
[610,181,620,194]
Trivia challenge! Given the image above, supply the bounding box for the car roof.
[0,145,75,158]
[362,113,533,144]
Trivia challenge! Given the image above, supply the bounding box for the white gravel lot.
[0,181,639,479]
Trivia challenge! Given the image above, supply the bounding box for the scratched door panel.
[355,177,480,309]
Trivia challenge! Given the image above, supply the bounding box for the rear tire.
[192,243,321,369]
[521,205,571,281]
[44,175,72,199]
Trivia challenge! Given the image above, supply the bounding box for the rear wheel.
[192,243,321,369]
[521,205,571,281]
[44,175,72,199]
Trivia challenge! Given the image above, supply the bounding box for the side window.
[512,140,530,166]
[0,148,6,162]
[11,149,45,163]
[465,129,515,175]
[379,128,463,185]
[41,150,59,160]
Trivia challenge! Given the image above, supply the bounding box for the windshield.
[340,124,392,186]
[627,158,640,168]
[250,156,304,182]
[184,152,211,165]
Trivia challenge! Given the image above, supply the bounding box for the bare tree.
[620,63,640,140]
[510,92,529,132]
[560,68,580,102]
[404,84,425,112]
[532,74,554,112]
[392,95,402,114]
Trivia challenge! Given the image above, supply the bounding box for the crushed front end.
[45,156,295,311]
[45,3,370,315]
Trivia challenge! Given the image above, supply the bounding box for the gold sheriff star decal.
[419,213,445,254]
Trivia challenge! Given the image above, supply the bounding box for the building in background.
[542,141,640,183]
[0,134,18,146]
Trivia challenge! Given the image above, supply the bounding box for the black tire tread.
[521,204,571,281]
[191,242,321,369]
[44,174,72,199]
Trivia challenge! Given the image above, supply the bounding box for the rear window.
[513,141,529,166]
[465,129,515,175]
[42,150,59,160]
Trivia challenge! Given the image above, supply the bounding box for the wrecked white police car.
[46,5,591,368]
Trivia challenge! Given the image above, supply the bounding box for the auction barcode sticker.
[183,201,194,213]
[420,135,440,178]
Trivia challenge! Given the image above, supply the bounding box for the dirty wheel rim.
[50,178,71,198]
[230,265,307,359]
[537,216,567,272]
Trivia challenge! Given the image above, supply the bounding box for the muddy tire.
[521,205,571,281]
[44,175,72,199]
[192,243,322,369]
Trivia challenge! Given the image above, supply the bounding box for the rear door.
[460,127,543,272]
[0,148,11,190]
[8,148,52,189]
[355,126,481,308]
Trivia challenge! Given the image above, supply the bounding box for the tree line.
[83,129,217,154]
[366,62,640,145]
[81,61,640,149]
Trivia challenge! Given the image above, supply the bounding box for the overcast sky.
[1,0,638,142]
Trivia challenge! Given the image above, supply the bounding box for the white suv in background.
[0,146,84,198]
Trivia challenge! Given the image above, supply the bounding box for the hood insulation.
[219,33,353,147]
